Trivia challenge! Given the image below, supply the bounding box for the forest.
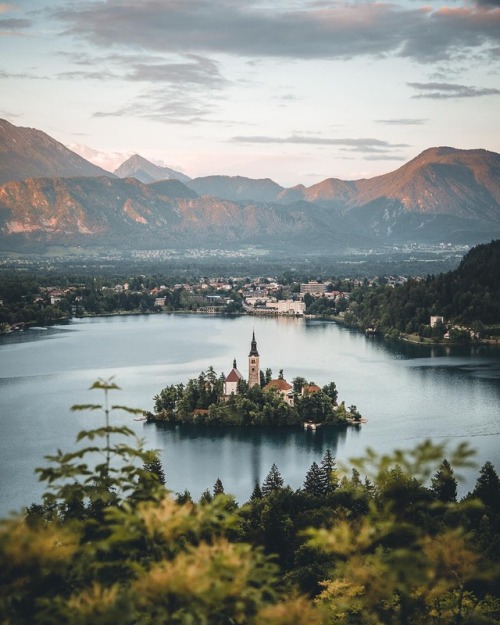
[341,240,500,339]
[150,367,359,426]
[1,380,499,624]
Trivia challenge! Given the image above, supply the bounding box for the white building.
[300,281,326,295]
[224,360,243,396]
[277,300,305,315]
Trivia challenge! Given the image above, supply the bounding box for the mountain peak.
[114,154,190,183]
[0,118,115,184]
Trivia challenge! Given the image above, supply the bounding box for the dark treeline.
[3,382,499,624]
[343,239,500,339]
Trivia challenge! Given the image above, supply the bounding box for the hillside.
[342,239,500,335]
[351,147,500,221]
[0,176,355,252]
[114,154,190,183]
[186,175,285,203]
[0,119,114,184]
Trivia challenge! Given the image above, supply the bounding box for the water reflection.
[150,423,348,500]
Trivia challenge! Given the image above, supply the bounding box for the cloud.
[68,144,128,173]
[0,17,31,34]
[0,67,45,79]
[124,55,227,88]
[52,0,500,64]
[408,81,500,98]
[55,52,227,123]
[475,0,500,7]
[93,85,216,124]
[231,135,409,152]
[375,118,428,126]
[57,52,227,88]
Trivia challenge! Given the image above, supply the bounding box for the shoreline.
[3,309,500,347]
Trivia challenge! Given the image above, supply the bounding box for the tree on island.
[296,390,336,424]
[152,367,358,427]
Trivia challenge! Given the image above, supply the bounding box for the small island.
[148,332,363,427]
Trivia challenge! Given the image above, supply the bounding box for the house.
[430,316,444,328]
[301,384,321,396]
[264,377,294,406]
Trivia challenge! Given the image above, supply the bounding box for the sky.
[1,0,499,187]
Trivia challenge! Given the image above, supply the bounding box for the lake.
[1,313,499,515]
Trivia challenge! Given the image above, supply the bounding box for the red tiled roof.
[264,378,292,392]
[225,368,243,382]
[302,384,321,395]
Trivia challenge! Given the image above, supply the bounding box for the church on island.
[223,331,295,406]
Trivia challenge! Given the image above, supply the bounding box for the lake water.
[1,314,499,515]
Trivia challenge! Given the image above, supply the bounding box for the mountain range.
[1,119,499,253]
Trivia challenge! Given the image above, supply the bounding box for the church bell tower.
[248,330,260,388]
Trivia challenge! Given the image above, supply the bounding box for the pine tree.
[320,449,338,494]
[472,461,500,512]
[262,464,284,496]
[199,489,213,504]
[250,482,263,500]
[175,489,193,504]
[213,478,224,496]
[143,452,166,485]
[303,462,324,497]
[431,459,457,503]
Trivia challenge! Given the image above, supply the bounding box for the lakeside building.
[300,281,326,296]
[277,300,305,315]
[263,377,295,406]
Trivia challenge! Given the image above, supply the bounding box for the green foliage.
[262,464,284,496]
[3,383,500,625]
[3,381,325,625]
[305,440,500,625]
[296,391,336,424]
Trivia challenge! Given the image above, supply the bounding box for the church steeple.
[249,330,259,357]
[248,330,260,387]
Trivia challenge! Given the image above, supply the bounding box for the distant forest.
[341,239,500,339]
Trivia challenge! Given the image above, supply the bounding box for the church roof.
[264,378,292,392]
[226,367,243,382]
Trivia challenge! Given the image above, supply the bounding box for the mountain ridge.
[1,119,500,252]
[0,119,114,184]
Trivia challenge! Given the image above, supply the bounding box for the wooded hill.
[342,239,500,337]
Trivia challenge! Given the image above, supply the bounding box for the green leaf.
[89,378,121,391]
[71,404,102,411]
[111,405,145,415]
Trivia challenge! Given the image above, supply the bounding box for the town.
[1,263,497,344]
